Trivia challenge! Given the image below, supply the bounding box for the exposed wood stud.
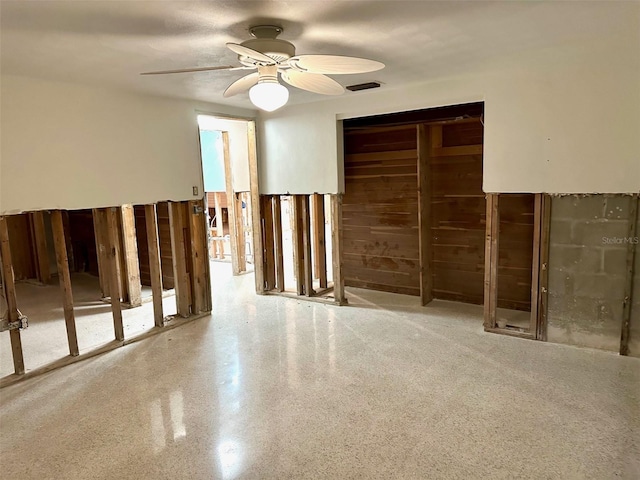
[169,202,191,318]
[92,208,109,297]
[302,195,314,296]
[292,195,306,296]
[312,194,328,288]
[418,124,433,305]
[214,192,224,238]
[188,200,208,314]
[431,124,443,150]
[0,216,25,375]
[272,196,285,292]
[247,121,265,294]
[530,194,543,334]
[104,208,124,341]
[262,195,276,290]
[61,211,75,273]
[236,194,247,273]
[120,205,142,307]
[620,194,639,355]
[29,211,51,284]
[483,194,499,329]
[331,194,347,305]
[112,213,126,302]
[144,204,164,327]
[51,210,79,356]
[537,194,552,341]
[222,131,241,274]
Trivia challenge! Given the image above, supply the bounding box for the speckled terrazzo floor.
[1,262,639,479]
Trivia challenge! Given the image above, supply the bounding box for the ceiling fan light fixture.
[249,82,289,112]
[249,65,289,112]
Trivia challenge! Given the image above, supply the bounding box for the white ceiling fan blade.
[288,55,384,74]
[226,42,275,64]
[281,70,344,95]
[141,65,249,75]
[223,72,260,98]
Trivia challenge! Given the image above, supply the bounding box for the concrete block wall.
[547,195,639,356]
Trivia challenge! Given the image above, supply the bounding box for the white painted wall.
[259,27,640,195]
[0,75,255,215]
[197,116,250,192]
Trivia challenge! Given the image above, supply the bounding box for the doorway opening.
[197,115,255,277]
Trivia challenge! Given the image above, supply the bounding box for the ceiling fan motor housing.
[239,38,295,64]
[238,25,295,65]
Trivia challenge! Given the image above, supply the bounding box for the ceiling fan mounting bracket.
[249,25,283,39]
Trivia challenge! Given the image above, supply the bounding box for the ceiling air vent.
[346,81,381,92]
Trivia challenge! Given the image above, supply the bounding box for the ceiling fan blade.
[140,65,248,75]
[281,70,344,96]
[226,42,275,64]
[288,55,384,75]
[223,72,260,98]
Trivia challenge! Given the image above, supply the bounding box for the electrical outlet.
[192,186,199,196]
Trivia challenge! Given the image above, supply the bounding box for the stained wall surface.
[547,195,638,357]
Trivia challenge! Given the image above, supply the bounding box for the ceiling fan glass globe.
[249,81,289,112]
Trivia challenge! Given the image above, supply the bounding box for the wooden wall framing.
[0,200,212,388]
[483,193,551,340]
[252,193,344,305]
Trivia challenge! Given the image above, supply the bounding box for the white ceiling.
[0,1,633,109]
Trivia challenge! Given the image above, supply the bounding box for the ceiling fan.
[141,25,385,112]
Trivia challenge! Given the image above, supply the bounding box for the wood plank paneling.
[496,194,535,311]
[343,125,420,295]
[430,121,486,305]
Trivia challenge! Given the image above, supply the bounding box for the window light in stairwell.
[249,65,289,112]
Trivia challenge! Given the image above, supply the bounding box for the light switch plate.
[192,186,199,196]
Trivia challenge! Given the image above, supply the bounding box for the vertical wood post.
[247,121,265,293]
[537,194,552,341]
[104,208,124,341]
[273,196,285,292]
[145,204,164,327]
[302,195,314,296]
[312,194,328,288]
[120,205,142,307]
[262,195,276,290]
[169,201,191,317]
[62,211,75,273]
[620,194,639,355]
[0,216,25,374]
[93,208,110,298]
[113,213,126,302]
[418,124,433,305]
[236,194,247,273]
[188,200,208,314]
[483,194,499,329]
[291,195,306,295]
[51,210,79,356]
[222,131,242,275]
[530,194,543,334]
[214,193,224,238]
[331,194,347,305]
[29,211,51,284]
